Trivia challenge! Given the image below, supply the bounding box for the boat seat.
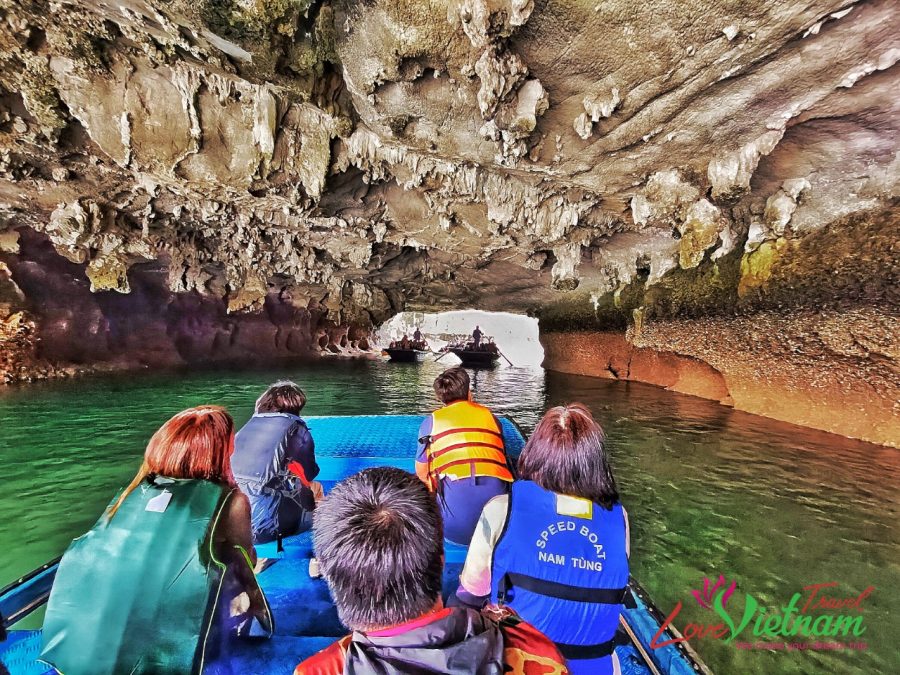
[0,631,53,675]
[212,636,336,675]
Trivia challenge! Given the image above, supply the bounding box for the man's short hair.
[255,380,307,415]
[433,367,470,404]
[312,468,444,631]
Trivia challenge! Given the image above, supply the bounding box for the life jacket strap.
[430,426,504,442]
[555,630,629,660]
[497,572,627,604]
[430,440,504,459]
[437,457,511,473]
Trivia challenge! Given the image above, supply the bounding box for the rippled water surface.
[1,360,897,674]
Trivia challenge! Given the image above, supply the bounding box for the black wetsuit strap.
[498,572,627,604]
[555,630,629,660]
[555,638,617,660]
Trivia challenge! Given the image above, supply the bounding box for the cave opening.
[376,310,544,367]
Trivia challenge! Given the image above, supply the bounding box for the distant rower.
[472,325,482,348]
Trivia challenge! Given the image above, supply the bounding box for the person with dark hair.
[472,325,482,348]
[294,467,569,674]
[455,404,630,675]
[414,367,513,545]
[232,381,322,544]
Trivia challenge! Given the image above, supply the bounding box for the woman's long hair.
[107,406,236,519]
[517,403,620,509]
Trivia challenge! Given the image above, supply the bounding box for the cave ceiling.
[0,0,896,327]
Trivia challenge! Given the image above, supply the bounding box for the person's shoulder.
[287,416,310,435]
[293,635,351,675]
[482,492,509,519]
[225,488,251,518]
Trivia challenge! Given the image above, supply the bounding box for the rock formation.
[0,0,897,445]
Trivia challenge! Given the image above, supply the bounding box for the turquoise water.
[0,359,897,674]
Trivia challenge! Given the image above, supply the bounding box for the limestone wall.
[542,323,899,449]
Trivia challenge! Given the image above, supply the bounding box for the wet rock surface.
[0,0,897,442]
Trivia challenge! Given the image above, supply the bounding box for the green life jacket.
[40,477,270,674]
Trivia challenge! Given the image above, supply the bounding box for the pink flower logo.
[692,575,736,610]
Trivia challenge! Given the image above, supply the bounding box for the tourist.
[455,404,630,675]
[294,467,568,674]
[415,367,513,545]
[232,381,322,545]
[41,406,272,674]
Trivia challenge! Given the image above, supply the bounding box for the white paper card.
[145,490,172,513]
[556,494,593,519]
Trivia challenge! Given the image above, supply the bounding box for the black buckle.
[496,573,512,604]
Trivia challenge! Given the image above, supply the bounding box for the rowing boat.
[384,347,430,363]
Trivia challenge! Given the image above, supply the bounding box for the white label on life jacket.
[556,494,593,519]
[145,490,172,513]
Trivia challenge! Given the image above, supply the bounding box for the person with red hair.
[41,406,272,675]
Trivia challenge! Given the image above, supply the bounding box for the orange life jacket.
[426,400,513,485]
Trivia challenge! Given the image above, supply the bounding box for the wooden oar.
[434,349,451,362]
[619,614,662,675]
[497,349,514,367]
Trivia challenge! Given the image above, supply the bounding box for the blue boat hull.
[0,415,710,675]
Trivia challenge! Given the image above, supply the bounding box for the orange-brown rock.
[541,331,732,406]
[543,321,900,449]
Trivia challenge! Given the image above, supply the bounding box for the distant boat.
[384,347,429,363]
[441,339,502,368]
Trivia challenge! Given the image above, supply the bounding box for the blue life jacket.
[490,480,628,674]
[232,413,314,541]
